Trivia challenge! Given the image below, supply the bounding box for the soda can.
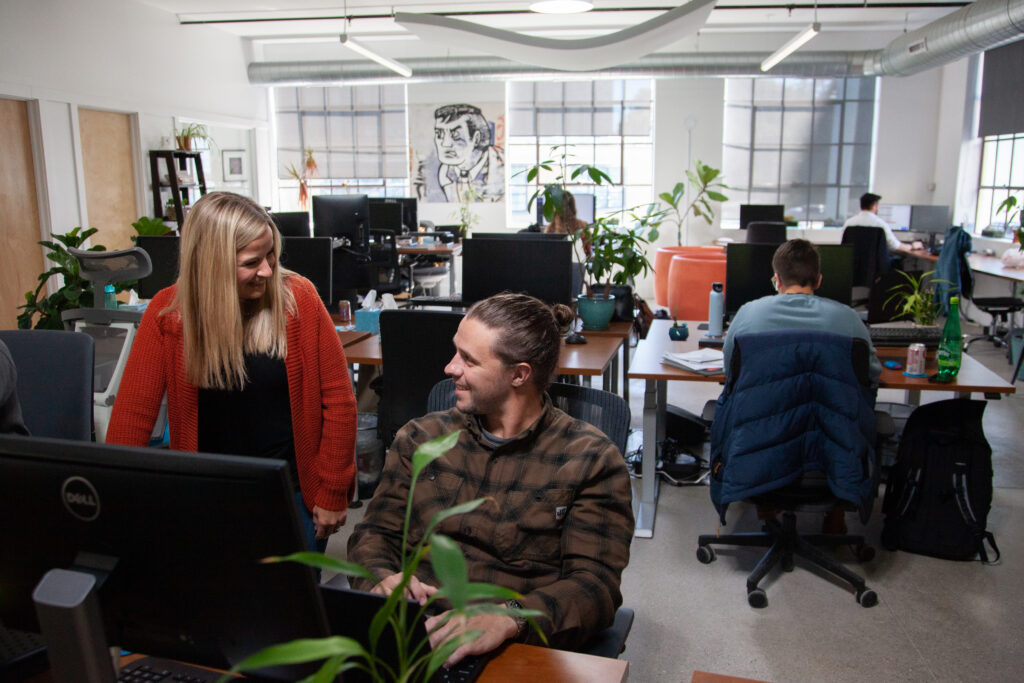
[906,343,927,376]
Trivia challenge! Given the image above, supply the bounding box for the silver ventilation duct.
[247,0,1024,85]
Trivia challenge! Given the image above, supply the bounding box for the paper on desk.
[662,348,724,374]
[667,348,723,362]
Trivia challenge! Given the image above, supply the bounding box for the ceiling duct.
[247,0,1024,85]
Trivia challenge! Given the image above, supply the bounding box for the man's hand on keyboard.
[424,611,517,668]
[370,572,438,605]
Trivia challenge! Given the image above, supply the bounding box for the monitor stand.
[32,568,116,682]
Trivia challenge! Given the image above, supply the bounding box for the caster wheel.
[747,588,768,608]
[855,545,876,562]
[856,589,878,607]
[696,546,716,564]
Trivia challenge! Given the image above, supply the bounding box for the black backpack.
[881,399,1000,563]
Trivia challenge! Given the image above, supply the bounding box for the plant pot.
[577,294,616,331]
[669,323,689,341]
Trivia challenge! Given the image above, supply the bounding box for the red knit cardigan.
[106,276,357,512]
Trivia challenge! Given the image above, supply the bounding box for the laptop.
[319,585,492,682]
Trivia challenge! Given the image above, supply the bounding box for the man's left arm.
[519,443,634,650]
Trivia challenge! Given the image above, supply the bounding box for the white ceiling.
[138,1,969,63]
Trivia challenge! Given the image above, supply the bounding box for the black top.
[198,353,299,490]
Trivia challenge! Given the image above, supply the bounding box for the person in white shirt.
[843,192,903,252]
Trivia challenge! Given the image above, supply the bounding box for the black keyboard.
[869,325,944,347]
[434,653,489,683]
[118,656,237,682]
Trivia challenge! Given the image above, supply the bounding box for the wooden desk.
[626,319,1015,538]
[28,645,628,683]
[581,321,633,401]
[336,329,371,348]
[397,240,463,295]
[896,245,1024,284]
[343,334,624,391]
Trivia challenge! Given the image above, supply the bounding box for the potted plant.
[657,160,729,246]
[227,432,543,682]
[884,270,945,327]
[173,122,211,151]
[131,215,172,241]
[17,227,132,329]
[669,307,689,340]
[523,144,611,227]
[573,214,655,331]
[286,148,318,210]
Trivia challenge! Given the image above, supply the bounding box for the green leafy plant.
[173,122,211,151]
[17,228,107,329]
[451,185,481,234]
[226,432,543,682]
[130,216,172,242]
[657,161,729,246]
[996,195,1024,251]
[523,144,612,225]
[884,270,947,326]
[575,214,654,299]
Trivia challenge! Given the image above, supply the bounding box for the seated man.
[843,192,902,253]
[722,239,881,533]
[348,293,633,666]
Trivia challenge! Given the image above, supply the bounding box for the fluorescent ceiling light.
[529,0,594,13]
[760,22,821,72]
[340,34,412,77]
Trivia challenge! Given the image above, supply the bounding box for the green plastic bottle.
[937,296,962,380]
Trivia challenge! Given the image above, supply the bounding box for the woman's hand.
[312,505,347,539]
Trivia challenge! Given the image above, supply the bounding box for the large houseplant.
[573,214,655,330]
[658,160,728,246]
[524,144,611,226]
[227,431,543,682]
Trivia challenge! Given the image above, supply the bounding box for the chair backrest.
[841,225,890,288]
[745,221,787,245]
[69,247,153,308]
[0,330,94,440]
[378,310,465,446]
[428,378,630,455]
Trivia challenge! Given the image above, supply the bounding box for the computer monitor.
[270,211,311,237]
[0,434,329,679]
[396,197,418,234]
[536,193,596,226]
[461,238,572,305]
[725,243,853,317]
[473,232,568,241]
[739,204,785,230]
[280,236,333,305]
[368,199,404,235]
[135,235,180,299]
[877,204,912,231]
[909,205,950,234]
[312,194,370,250]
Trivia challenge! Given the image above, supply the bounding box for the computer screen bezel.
[725,243,853,317]
[461,238,573,305]
[312,194,370,249]
[280,236,334,305]
[739,204,786,230]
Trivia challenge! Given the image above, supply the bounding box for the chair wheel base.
[696,546,716,564]
[747,588,768,608]
[856,589,878,607]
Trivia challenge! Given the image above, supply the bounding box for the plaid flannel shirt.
[347,398,634,649]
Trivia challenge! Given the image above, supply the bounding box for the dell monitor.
[368,199,404,235]
[739,204,785,230]
[725,243,853,317]
[877,204,912,232]
[312,194,370,250]
[280,236,333,305]
[135,235,180,299]
[461,238,572,305]
[0,434,329,680]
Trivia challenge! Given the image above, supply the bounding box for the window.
[974,132,1024,236]
[507,79,654,227]
[722,77,876,228]
[273,85,408,208]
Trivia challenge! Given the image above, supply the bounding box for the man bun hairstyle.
[772,239,820,289]
[466,293,573,391]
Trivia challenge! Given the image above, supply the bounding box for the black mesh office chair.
[961,258,1024,351]
[427,377,634,658]
[697,331,879,608]
[842,225,891,313]
[377,310,465,447]
[745,221,787,245]
[0,330,94,441]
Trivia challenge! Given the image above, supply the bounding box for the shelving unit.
[149,150,207,225]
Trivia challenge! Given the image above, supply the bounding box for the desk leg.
[449,260,457,295]
[635,379,664,538]
[622,342,630,403]
[610,353,619,395]
[905,389,921,406]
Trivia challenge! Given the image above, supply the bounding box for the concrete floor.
[330,325,1024,682]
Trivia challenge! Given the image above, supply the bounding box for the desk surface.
[629,320,1015,395]
[343,334,623,377]
[897,245,1024,283]
[336,329,371,348]
[397,240,462,256]
[27,645,627,683]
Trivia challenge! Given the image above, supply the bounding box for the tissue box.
[355,308,382,335]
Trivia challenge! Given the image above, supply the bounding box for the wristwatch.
[504,599,527,641]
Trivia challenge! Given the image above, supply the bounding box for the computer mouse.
[884,360,902,370]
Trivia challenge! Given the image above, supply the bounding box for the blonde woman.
[107,192,357,552]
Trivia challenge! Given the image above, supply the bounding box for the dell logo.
[61,476,100,522]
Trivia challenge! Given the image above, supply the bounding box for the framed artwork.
[410,102,505,203]
[222,149,248,181]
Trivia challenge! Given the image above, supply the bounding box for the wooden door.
[78,108,137,251]
[0,98,45,330]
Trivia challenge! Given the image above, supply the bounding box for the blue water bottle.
[103,284,117,310]
[707,282,724,337]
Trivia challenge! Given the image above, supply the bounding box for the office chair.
[377,310,465,447]
[745,221,787,245]
[961,265,1024,352]
[841,225,891,313]
[427,377,634,658]
[0,330,94,441]
[697,331,879,608]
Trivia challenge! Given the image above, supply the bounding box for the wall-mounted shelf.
[149,150,207,225]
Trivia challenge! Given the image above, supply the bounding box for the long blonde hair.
[170,192,297,390]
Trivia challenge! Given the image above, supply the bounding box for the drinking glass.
[337,300,354,330]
